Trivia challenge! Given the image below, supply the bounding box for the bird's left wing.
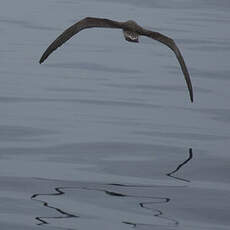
[141,30,193,102]
[39,17,122,64]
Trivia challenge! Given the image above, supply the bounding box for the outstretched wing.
[141,30,193,102]
[39,17,122,64]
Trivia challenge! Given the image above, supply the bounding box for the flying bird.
[39,17,193,102]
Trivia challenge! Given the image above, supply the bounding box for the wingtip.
[39,52,47,64]
[39,58,44,64]
[190,91,194,103]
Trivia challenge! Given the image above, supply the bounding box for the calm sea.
[0,0,230,229]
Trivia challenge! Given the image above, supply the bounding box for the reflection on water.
[32,185,172,228]
[31,188,78,226]
[167,148,193,182]
[31,148,192,228]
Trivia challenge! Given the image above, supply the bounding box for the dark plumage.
[39,17,193,102]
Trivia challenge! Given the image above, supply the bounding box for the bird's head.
[124,20,140,31]
[122,20,142,43]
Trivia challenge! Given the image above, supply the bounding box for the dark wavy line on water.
[0,96,163,108]
[123,202,179,228]
[31,184,171,227]
[136,130,229,141]
[31,188,78,226]
[104,83,212,94]
[2,95,230,123]
[167,148,193,182]
[0,17,60,31]
[45,62,141,74]
[31,148,192,228]
[123,148,193,228]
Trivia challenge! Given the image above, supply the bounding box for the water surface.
[1,0,230,229]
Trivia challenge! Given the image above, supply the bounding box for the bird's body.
[39,17,193,102]
[123,29,139,42]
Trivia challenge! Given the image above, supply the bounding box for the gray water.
[1,0,230,229]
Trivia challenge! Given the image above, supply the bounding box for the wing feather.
[39,17,122,64]
[142,30,193,102]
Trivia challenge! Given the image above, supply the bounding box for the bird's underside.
[39,17,193,102]
[123,30,139,42]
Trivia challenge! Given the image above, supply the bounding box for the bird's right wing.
[39,17,122,64]
[142,30,193,102]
